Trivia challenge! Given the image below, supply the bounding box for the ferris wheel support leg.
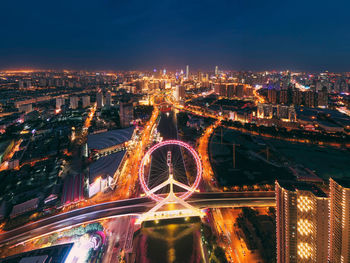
[147,179,171,195]
[141,195,172,215]
[172,180,193,192]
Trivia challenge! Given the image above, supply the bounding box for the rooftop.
[89,150,126,182]
[331,177,350,189]
[87,127,135,150]
[277,180,327,198]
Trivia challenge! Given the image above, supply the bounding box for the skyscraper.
[105,91,112,107]
[268,89,278,104]
[329,178,350,263]
[292,89,303,106]
[186,65,189,79]
[82,95,90,108]
[317,87,328,108]
[56,97,65,110]
[174,85,185,101]
[215,65,218,75]
[304,91,316,108]
[276,180,329,263]
[280,89,289,104]
[119,101,133,128]
[69,96,79,109]
[96,91,104,108]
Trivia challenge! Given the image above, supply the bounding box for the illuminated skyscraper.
[105,91,112,107]
[317,87,328,108]
[96,91,104,108]
[268,89,278,104]
[329,178,350,263]
[186,65,189,79]
[82,95,90,108]
[56,97,65,110]
[173,85,185,101]
[69,96,79,109]
[215,65,218,75]
[280,89,289,104]
[119,101,133,127]
[276,181,328,263]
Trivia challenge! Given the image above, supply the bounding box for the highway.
[0,191,275,247]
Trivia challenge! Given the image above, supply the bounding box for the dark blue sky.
[0,0,349,71]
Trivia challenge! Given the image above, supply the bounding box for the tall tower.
[275,180,329,263]
[215,65,218,75]
[119,101,133,128]
[96,91,104,108]
[82,95,90,108]
[329,178,350,263]
[69,96,79,109]
[105,91,112,107]
[186,65,189,79]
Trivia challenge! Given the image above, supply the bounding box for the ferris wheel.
[139,140,202,202]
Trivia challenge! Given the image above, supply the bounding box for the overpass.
[0,191,275,247]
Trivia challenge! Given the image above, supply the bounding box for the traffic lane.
[191,191,275,199]
[0,204,149,246]
[0,195,276,247]
[189,198,276,209]
[0,198,152,244]
[0,193,274,243]
[0,192,273,242]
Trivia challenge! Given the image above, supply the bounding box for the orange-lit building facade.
[329,178,350,263]
[276,181,328,263]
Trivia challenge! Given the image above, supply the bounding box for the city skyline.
[1,0,350,71]
[1,1,350,262]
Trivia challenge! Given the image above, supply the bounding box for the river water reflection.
[133,218,205,263]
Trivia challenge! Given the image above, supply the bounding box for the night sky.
[0,0,349,71]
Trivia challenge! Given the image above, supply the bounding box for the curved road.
[0,191,274,247]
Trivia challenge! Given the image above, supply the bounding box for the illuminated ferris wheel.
[139,140,202,202]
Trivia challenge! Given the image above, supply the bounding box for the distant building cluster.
[257,103,297,122]
[213,83,254,98]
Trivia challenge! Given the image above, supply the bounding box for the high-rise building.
[56,97,65,110]
[174,85,186,101]
[19,103,33,114]
[317,87,328,108]
[257,103,273,119]
[105,91,112,107]
[304,91,316,107]
[236,85,244,98]
[268,89,278,104]
[288,106,297,122]
[119,101,133,128]
[18,80,24,89]
[280,90,289,104]
[227,84,235,98]
[96,91,104,108]
[276,181,328,263]
[186,65,189,79]
[329,178,350,263]
[215,66,218,75]
[82,95,90,108]
[292,89,303,106]
[26,80,32,89]
[69,96,79,109]
[277,105,289,120]
[214,83,227,97]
